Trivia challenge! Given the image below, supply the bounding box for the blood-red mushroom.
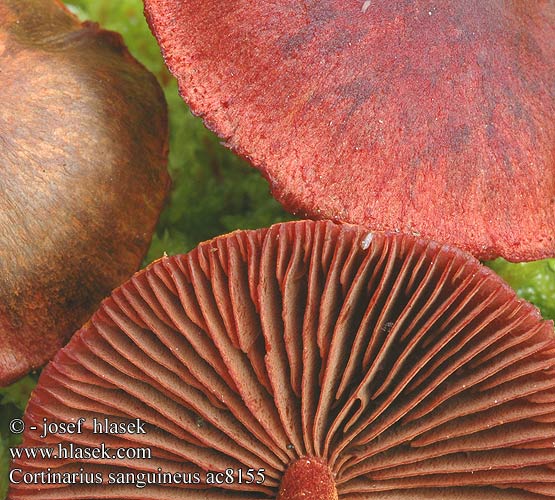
[144,0,555,262]
[9,221,555,499]
[0,0,170,385]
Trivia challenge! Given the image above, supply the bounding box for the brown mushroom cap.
[144,0,555,262]
[0,0,170,385]
[9,220,555,499]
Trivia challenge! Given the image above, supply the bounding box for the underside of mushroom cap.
[9,220,555,499]
[0,0,170,385]
[144,0,555,262]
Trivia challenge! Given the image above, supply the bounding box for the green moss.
[145,80,292,261]
[65,0,167,77]
[486,259,555,321]
[0,375,37,499]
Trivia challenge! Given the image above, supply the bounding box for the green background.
[1,1,554,497]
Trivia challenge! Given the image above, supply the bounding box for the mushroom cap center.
[278,457,338,500]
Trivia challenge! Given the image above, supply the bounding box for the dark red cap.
[145,1,555,262]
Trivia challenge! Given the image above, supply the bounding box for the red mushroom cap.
[0,0,170,385]
[9,220,555,499]
[144,0,555,262]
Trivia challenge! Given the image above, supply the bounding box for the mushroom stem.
[278,457,338,500]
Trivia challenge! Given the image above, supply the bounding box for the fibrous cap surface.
[145,0,555,262]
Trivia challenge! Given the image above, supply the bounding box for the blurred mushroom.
[0,0,170,385]
[9,220,555,499]
[144,1,555,262]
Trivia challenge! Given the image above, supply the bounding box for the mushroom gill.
[0,0,170,385]
[9,220,555,499]
[144,0,555,262]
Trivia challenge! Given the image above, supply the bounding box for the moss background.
[1,1,554,498]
